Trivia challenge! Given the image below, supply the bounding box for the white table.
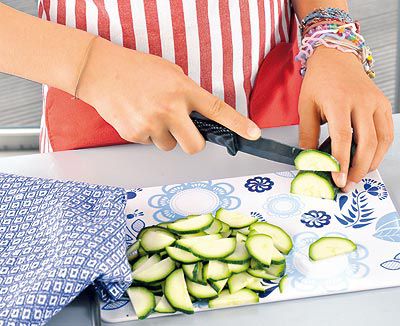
[0,115,399,326]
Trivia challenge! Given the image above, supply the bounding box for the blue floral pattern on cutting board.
[301,210,331,228]
[335,178,388,229]
[126,188,143,200]
[148,181,240,222]
[286,232,369,292]
[373,212,400,242]
[263,194,304,218]
[244,176,274,193]
[380,252,400,271]
[125,217,146,246]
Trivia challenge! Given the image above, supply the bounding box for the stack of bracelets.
[296,8,375,78]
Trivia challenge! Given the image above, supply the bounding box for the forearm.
[0,3,94,95]
[292,0,348,20]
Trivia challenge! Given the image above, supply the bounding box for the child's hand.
[77,38,260,154]
[298,47,394,191]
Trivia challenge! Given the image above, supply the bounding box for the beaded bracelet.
[300,7,354,34]
[295,23,375,78]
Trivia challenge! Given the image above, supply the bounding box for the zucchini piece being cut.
[290,171,338,200]
[190,238,236,260]
[208,289,259,309]
[249,222,293,255]
[140,227,176,253]
[294,149,340,172]
[165,269,194,314]
[245,234,274,266]
[167,214,214,234]
[215,208,257,229]
[309,236,357,261]
[127,287,156,319]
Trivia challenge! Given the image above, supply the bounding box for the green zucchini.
[204,219,223,234]
[246,268,279,280]
[127,240,141,261]
[309,236,357,261]
[166,246,201,264]
[139,227,176,253]
[215,208,257,229]
[175,234,222,251]
[294,149,340,172]
[209,278,228,293]
[167,214,214,234]
[132,254,161,277]
[279,275,288,293]
[219,240,250,264]
[190,238,236,260]
[127,287,156,319]
[186,279,219,299]
[155,295,176,313]
[132,257,176,283]
[228,261,250,274]
[208,289,259,309]
[245,234,274,267]
[204,261,231,281]
[290,171,338,200]
[249,222,293,255]
[164,269,194,314]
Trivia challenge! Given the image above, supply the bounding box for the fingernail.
[248,122,261,139]
[343,181,356,193]
[336,173,347,188]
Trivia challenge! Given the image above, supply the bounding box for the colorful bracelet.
[300,7,354,34]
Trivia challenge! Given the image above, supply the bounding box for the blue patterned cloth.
[0,173,131,325]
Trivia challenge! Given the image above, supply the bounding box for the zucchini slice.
[309,236,357,261]
[219,241,250,264]
[209,278,228,294]
[204,219,223,234]
[294,149,340,172]
[193,262,207,285]
[245,234,274,266]
[236,232,248,243]
[279,275,288,293]
[186,279,219,299]
[127,287,156,320]
[166,246,201,264]
[167,214,214,234]
[190,238,236,260]
[246,279,265,292]
[132,257,176,283]
[249,222,293,255]
[271,246,286,265]
[264,263,286,277]
[175,234,222,251]
[246,268,279,280]
[204,261,231,281]
[216,209,257,229]
[140,227,176,253]
[228,261,250,274]
[290,171,338,200]
[165,269,194,314]
[127,240,141,261]
[227,272,252,294]
[182,263,196,281]
[132,254,161,276]
[131,255,149,271]
[155,295,176,314]
[180,231,207,238]
[208,289,259,308]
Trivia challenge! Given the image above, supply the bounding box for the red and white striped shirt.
[38,0,292,153]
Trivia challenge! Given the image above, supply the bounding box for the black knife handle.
[191,117,239,156]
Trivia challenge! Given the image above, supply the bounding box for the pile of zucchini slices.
[125,209,292,319]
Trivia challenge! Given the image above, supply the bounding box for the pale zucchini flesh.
[208,289,259,308]
[140,227,176,253]
[216,208,257,229]
[165,246,201,264]
[245,234,274,266]
[167,214,214,234]
[249,222,293,255]
[309,236,357,261]
[164,269,194,314]
[204,261,231,281]
[155,295,176,313]
[290,171,337,200]
[190,238,236,260]
[186,279,219,299]
[132,257,176,283]
[127,287,156,320]
[294,149,340,172]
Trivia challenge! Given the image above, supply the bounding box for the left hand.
[298,46,394,192]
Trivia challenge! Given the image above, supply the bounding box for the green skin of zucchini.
[294,170,339,200]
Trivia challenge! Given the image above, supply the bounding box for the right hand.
[77,37,261,154]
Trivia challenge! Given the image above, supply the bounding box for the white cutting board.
[100,170,400,323]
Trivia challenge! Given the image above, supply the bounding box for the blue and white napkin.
[0,173,131,325]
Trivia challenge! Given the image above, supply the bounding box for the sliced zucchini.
[138,247,147,256]
[219,241,250,264]
[220,221,230,233]
[175,234,222,251]
[132,254,161,277]
[250,258,264,270]
[167,214,214,234]
[290,171,338,200]
[127,240,141,261]
[140,227,176,253]
[279,275,288,293]
[166,246,201,264]
[236,232,247,243]
[182,263,196,281]
[309,236,357,261]
[246,268,279,280]
[220,230,232,238]
[158,222,170,229]
[190,238,236,260]
[204,219,223,234]
[271,247,286,265]
[246,278,265,292]
[228,261,250,274]
[208,289,259,309]
[132,257,176,283]
[204,261,231,281]
[249,222,293,255]
[236,227,250,235]
[264,263,286,277]
[294,149,340,172]
[246,234,274,266]
[209,278,228,294]
[155,295,176,313]
[127,287,156,320]
[165,269,194,314]
[180,231,207,238]
[186,279,218,299]
[228,272,252,294]
[131,255,149,271]
[216,208,257,229]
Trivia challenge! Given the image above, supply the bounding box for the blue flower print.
[126,188,143,200]
[301,210,331,228]
[380,252,400,271]
[363,179,388,200]
[251,211,266,222]
[148,181,240,223]
[245,176,274,193]
[127,209,144,220]
[263,194,304,219]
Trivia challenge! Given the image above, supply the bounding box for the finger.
[169,116,206,155]
[150,129,177,151]
[298,100,321,149]
[370,108,394,171]
[345,111,378,191]
[326,108,352,188]
[188,84,261,140]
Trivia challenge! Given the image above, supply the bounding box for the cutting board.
[100,170,400,323]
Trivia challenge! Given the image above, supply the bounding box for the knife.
[191,115,303,166]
